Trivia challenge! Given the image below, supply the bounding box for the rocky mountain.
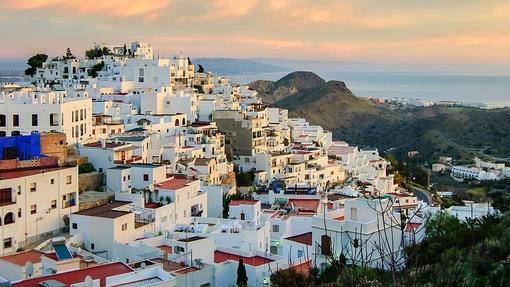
[249,71,325,104]
[249,72,510,161]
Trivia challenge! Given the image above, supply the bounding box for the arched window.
[11,131,20,136]
[181,118,185,126]
[4,212,14,225]
[174,119,179,126]
[0,131,6,137]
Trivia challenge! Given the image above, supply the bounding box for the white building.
[0,162,79,255]
[0,90,93,144]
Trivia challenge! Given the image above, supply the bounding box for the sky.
[1,0,510,66]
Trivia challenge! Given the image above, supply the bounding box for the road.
[410,185,432,205]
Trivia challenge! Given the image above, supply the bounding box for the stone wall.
[78,171,104,192]
[40,132,67,164]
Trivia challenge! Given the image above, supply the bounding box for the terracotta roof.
[13,262,133,287]
[214,251,273,267]
[286,198,320,213]
[285,232,312,246]
[73,201,131,218]
[292,260,311,274]
[157,177,195,190]
[229,200,259,206]
[0,166,70,180]
[83,141,126,148]
[0,250,45,266]
[194,158,212,166]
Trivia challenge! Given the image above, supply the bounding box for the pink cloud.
[4,0,173,18]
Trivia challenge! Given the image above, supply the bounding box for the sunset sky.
[1,0,510,65]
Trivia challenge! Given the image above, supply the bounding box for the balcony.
[114,155,143,164]
[0,198,16,207]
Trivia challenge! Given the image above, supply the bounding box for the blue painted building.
[0,132,42,160]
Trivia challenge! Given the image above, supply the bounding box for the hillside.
[249,72,510,161]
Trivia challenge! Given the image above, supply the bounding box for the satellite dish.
[25,261,34,278]
[84,275,94,287]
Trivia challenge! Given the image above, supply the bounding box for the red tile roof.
[0,250,45,266]
[229,200,259,206]
[156,177,194,190]
[292,260,311,274]
[285,232,312,246]
[214,251,273,267]
[0,166,71,180]
[405,222,422,233]
[74,201,131,218]
[286,198,320,213]
[13,262,133,287]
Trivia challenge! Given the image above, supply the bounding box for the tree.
[25,53,48,76]
[88,61,105,77]
[197,64,205,73]
[63,47,75,60]
[236,257,248,287]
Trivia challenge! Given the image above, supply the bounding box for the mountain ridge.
[249,71,510,160]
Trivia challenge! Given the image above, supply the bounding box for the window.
[51,178,55,184]
[18,208,22,218]
[91,243,95,250]
[161,216,167,223]
[30,182,36,192]
[272,225,280,232]
[72,223,77,229]
[350,207,358,221]
[270,245,278,254]
[66,175,72,184]
[30,204,37,215]
[12,115,19,126]
[51,200,57,209]
[31,114,38,126]
[143,174,149,181]
[121,223,128,231]
[3,238,12,249]
[17,186,21,195]
[0,114,5,127]
[297,250,304,258]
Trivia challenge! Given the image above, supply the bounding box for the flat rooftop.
[229,200,259,206]
[73,201,131,219]
[214,251,274,267]
[285,232,312,246]
[156,177,196,190]
[0,250,45,266]
[178,236,206,242]
[285,198,320,213]
[83,141,126,148]
[0,166,71,180]
[13,262,133,287]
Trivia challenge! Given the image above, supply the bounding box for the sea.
[229,71,510,107]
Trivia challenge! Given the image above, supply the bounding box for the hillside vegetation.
[250,71,510,161]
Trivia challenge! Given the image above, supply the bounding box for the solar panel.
[52,241,73,260]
